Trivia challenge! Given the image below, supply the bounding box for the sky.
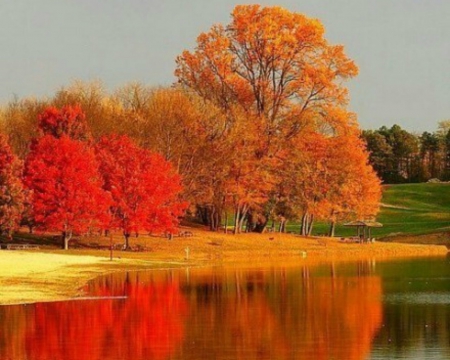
[0,0,449,132]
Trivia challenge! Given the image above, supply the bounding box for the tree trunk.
[209,207,216,231]
[233,207,240,234]
[300,213,307,236]
[279,219,287,233]
[238,205,249,233]
[307,214,314,236]
[215,210,221,231]
[124,232,131,250]
[62,231,72,250]
[329,221,336,237]
[224,211,228,234]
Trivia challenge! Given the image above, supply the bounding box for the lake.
[1,256,450,359]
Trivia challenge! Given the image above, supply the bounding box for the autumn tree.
[324,133,382,236]
[0,134,25,238]
[176,5,358,152]
[24,135,110,249]
[176,5,360,232]
[38,104,90,140]
[276,127,381,237]
[277,132,335,236]
[51,80,117,139]
[0,97,48,158]
[95,135,186,248]
[24,105,109,249]
[114,86,211,204]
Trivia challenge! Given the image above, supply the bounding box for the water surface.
[1,257,450,359]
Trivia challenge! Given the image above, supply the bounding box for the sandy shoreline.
[0,232,447,305]
[0,252,174,305]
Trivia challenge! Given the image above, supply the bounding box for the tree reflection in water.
[0,273,187,360]
[0,265,383,360]
[176,267,382,360]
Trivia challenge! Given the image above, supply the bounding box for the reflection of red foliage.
[0,276,188,360]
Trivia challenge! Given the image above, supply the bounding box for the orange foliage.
[176,5,379,230]
[176,5,358,148]
[0,134,24,237]
[278,127,381,232]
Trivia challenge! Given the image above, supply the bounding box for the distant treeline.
[362,123,450,184]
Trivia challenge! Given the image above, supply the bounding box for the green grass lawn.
[285,183,450,239]
[376,183,450,237]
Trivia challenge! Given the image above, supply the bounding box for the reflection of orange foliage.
[180,269,383,360]
[0,273,187,360]
[226,272,290,360]
[300,277,383,360]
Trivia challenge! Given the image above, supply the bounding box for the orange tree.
[176,5,361,231]
[176,5,357,148]
[323,132,382,236]
[0,134,25,238]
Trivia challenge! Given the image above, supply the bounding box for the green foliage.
[363,124,450,184]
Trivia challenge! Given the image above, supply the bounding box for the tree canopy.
[0,5,385,238]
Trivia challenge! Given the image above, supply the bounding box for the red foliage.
[24,135,110,248]
[38,104,90,140]
[95,135,186,244]
[0,134,24,237]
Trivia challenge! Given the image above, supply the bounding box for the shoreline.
[0,231,447,306]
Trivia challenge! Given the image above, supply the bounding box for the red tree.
[38,104,90,140]
[95,135,186,248]
[24,135,110,249]
[0,134,25,238]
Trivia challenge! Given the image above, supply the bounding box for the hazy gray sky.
[0,0,449,131]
